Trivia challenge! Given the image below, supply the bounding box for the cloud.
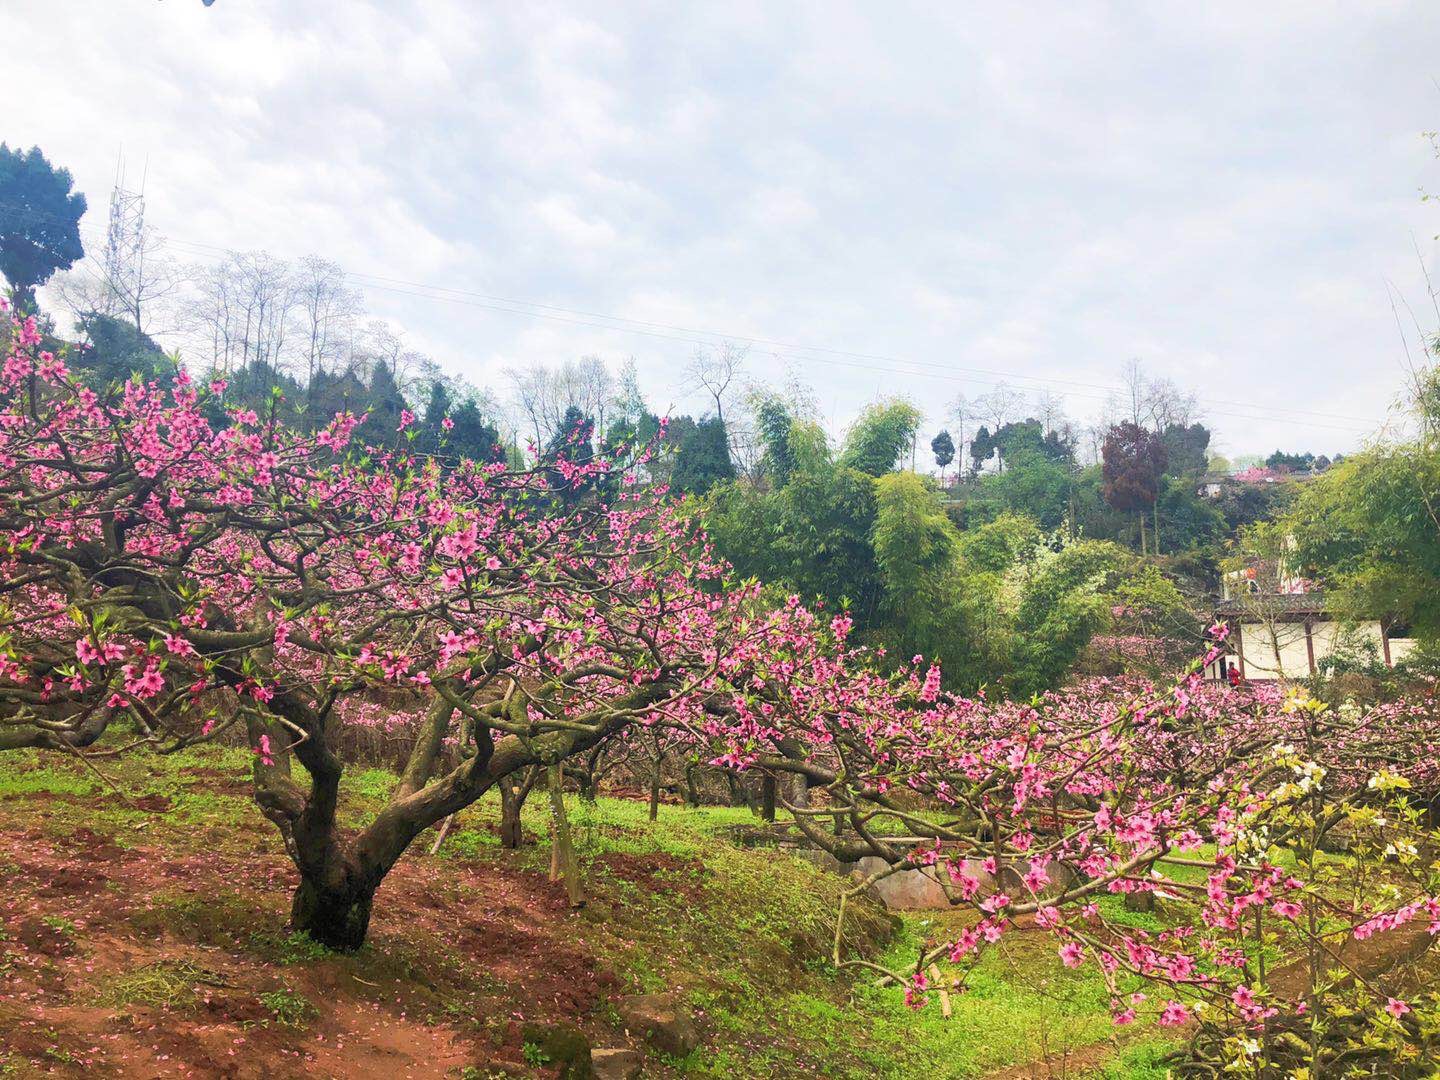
[15,0,1440,454]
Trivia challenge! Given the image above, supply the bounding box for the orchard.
[3,308,1438,1076]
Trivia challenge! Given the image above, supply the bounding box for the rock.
[993,858,1079,902]
[617,992,700,1057]
[850,856,950,910]
[591,1047,644,1080]
[520,1021,594,1079]
[844,856,1081,911]
[1123,889,1156,913]
[1318,821,1355,853]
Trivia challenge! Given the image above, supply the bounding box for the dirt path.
[980,1039,1119,1080]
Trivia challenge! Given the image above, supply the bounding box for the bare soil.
[0,813,647,1077]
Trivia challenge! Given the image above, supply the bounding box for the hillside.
[0,746,1170,1079]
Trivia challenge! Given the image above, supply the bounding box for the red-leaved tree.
[1102,420,1168,554]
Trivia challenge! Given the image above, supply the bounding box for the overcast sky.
[14,1,1440,458]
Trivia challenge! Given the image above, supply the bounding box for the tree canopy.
[671,415,735,495]
[837,399,922,476]
[0,144,86,311]
[930,429,955,475]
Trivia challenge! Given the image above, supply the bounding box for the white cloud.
[14,0,1440,455]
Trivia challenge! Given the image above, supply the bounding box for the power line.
[36,211,1391,434]
[35,211,1387,436]
[149,230,1383,429]
[141,233,1378,435]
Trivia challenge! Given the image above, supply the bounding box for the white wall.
[1237,619,1396,679]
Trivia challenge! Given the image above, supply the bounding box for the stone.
[617,992,700,1057]
[1123,889,1156,913]
[992,858,1079,901]
[520,1020,594,1079]
[850,856,951,910]
[592,1047,644,1080]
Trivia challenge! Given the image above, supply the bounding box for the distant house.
[1197,472,1232,499]
[1196,466,1316,499]
[1206,590,1415,681]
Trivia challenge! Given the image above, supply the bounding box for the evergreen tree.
[544,405,595,464]
[357,361,406,446]
[0,145,86,312]
[1265,449,1317,472]
[671,415,735,495]
[307,365,369,431]
[447,400,501,463]
[418,380,452,454]
[1161,422,1211,477]
[72,312,172,389]
[931,429,956,481]
[969,426,995,474]
[543,405,597,503]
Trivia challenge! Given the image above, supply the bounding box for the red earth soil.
[0,804,668,1078]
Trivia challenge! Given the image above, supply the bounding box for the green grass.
[1097,1039,1176,1079]
[95,960,217,1011]
[0,751,101,798]
[0,744,262,854]
[831,915,1131,1079]
[1,742,1174,1078]
[125,890,356,969]
[259,987,317,1027]
[423,789,1142,1078]
[433,791,759,866]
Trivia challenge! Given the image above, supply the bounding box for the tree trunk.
[1138,510,1148,555]
[1153,503,1161,555]
[761,774,777,822]
[684,763,700,808]
[499,770,534,849]
[725,772,751,810]
[290,870,375,952]
[578,746,601,803]
[8,284,36,317]
[648,757,662,822]
[249,664,668,956]
[790,774,811,809]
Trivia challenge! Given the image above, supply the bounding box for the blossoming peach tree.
[1,308,1436,1071]
[0,304,762,948]
[767,647,1440,1075]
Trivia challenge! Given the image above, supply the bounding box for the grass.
[0,762,99,798]
[832,914,1162,1079]
[259,988,318,1027]
[1098,1040,1175,1079]
[1,741,1180,1077]
[431,790,1152,1078]
[95,960,218,1011]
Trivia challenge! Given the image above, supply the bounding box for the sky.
[13,1,1440,459]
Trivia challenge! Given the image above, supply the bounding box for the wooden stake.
[928,964,952,1019]
[548,764,585,907]
[428,813,456,856]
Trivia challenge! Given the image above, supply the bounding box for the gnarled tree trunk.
[290,858,376,951]
[249,677,664,952]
